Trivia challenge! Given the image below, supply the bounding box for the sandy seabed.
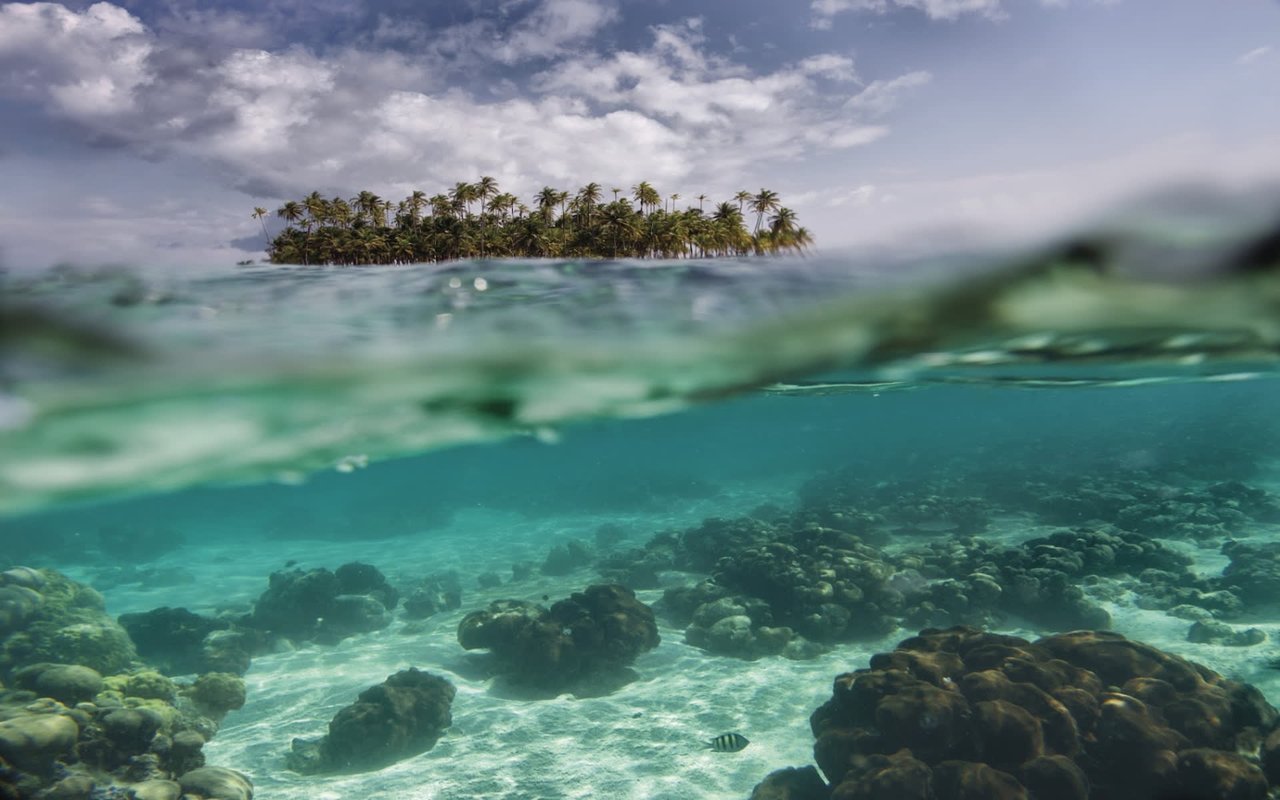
[65,475,1280,800]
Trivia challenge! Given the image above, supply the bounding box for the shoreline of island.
[253,179,812,265]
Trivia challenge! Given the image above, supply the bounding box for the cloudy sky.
[0,0,1277,267]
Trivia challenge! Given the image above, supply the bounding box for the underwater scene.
[3,200,1280,800]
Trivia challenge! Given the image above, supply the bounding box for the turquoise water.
[3,198,1280,799]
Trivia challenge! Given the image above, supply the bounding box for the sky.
[0,0,1277,267]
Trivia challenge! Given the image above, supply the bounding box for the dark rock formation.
[286,668,454,774]
[458,584,659,692]
[750,765,829,800]
[334,562,399,609]
[117,607,258,677]
[1220,541,1280,606]
[541,540,594,576]
[402,572,462,620]
[756,626,1278,800]
[249,563,395,644]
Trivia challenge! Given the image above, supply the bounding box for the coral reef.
[402,572,462,620]
[457,584,659,692]
[0,569,138,679]
[541,541,594,576]
[796,475,993,538]
[117,607,260,677]
[597,535,680,589]
[753,626,1278,800]
[0,664,249,799]
[1220,541,1280,606]
[249,562,397,644]
[643,515,902,658]
[180,674,246,722]
[896,527,1193,631]
[286,668,454,774]
[176,766,253,800]
[1021,475,1280,541]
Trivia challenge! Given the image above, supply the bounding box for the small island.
[254,179,811,265]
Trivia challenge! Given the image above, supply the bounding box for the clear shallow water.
[3,191,1280,799]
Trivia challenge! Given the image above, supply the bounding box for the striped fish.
[707,732,749,753]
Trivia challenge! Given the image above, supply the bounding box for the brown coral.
[755,626,1279,800]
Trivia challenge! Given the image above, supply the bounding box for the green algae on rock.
[0,569,138,679]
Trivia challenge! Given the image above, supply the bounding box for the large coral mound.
[287,668,454,774]
[250,562,397,644]
[0,664,249,799]
[755,627,1278,800]
[119,606,258,677]
[0,568,138,679]
[458,584,659,693]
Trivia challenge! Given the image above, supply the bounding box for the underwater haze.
[3,195,1280,800]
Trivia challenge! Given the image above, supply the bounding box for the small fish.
[707,732,749,753]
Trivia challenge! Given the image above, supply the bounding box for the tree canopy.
[262,179,812,265]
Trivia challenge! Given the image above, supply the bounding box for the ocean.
[2,192,1280,799]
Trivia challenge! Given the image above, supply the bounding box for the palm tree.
[263,181,808,264]
[328,197,353,229]
[750,188,781,234]
[611,187,622,202]
[303,191,326,231]
[632,182,660,215]
[734,190,751,216]
[468,177,498,258]
[536,186,561,224]
[490,192,518,220]
[452,182,478,218]
[599,201,638,258]
[405,190,427,223]
[476,176,500,217]
[557,190,571,225]
[429,194,453,219]
[791,227,814,255]
[577,182,602,226]
[252,207,270,248]
[276,201,304,227]
[770,207,797,234]
[352,191,382,227]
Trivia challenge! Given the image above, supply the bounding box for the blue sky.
[0,0,1277,266]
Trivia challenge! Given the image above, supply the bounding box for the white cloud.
[0,4,910,200]
[844,70,932,116]
[494,0,619,63]
[1236,45,1272,66]
[798,53,859,81]
[531,22,900,165]
[811,0,1004,28]
[824,126,890,148]
[0,3,930,265]
[0,2,153,118]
